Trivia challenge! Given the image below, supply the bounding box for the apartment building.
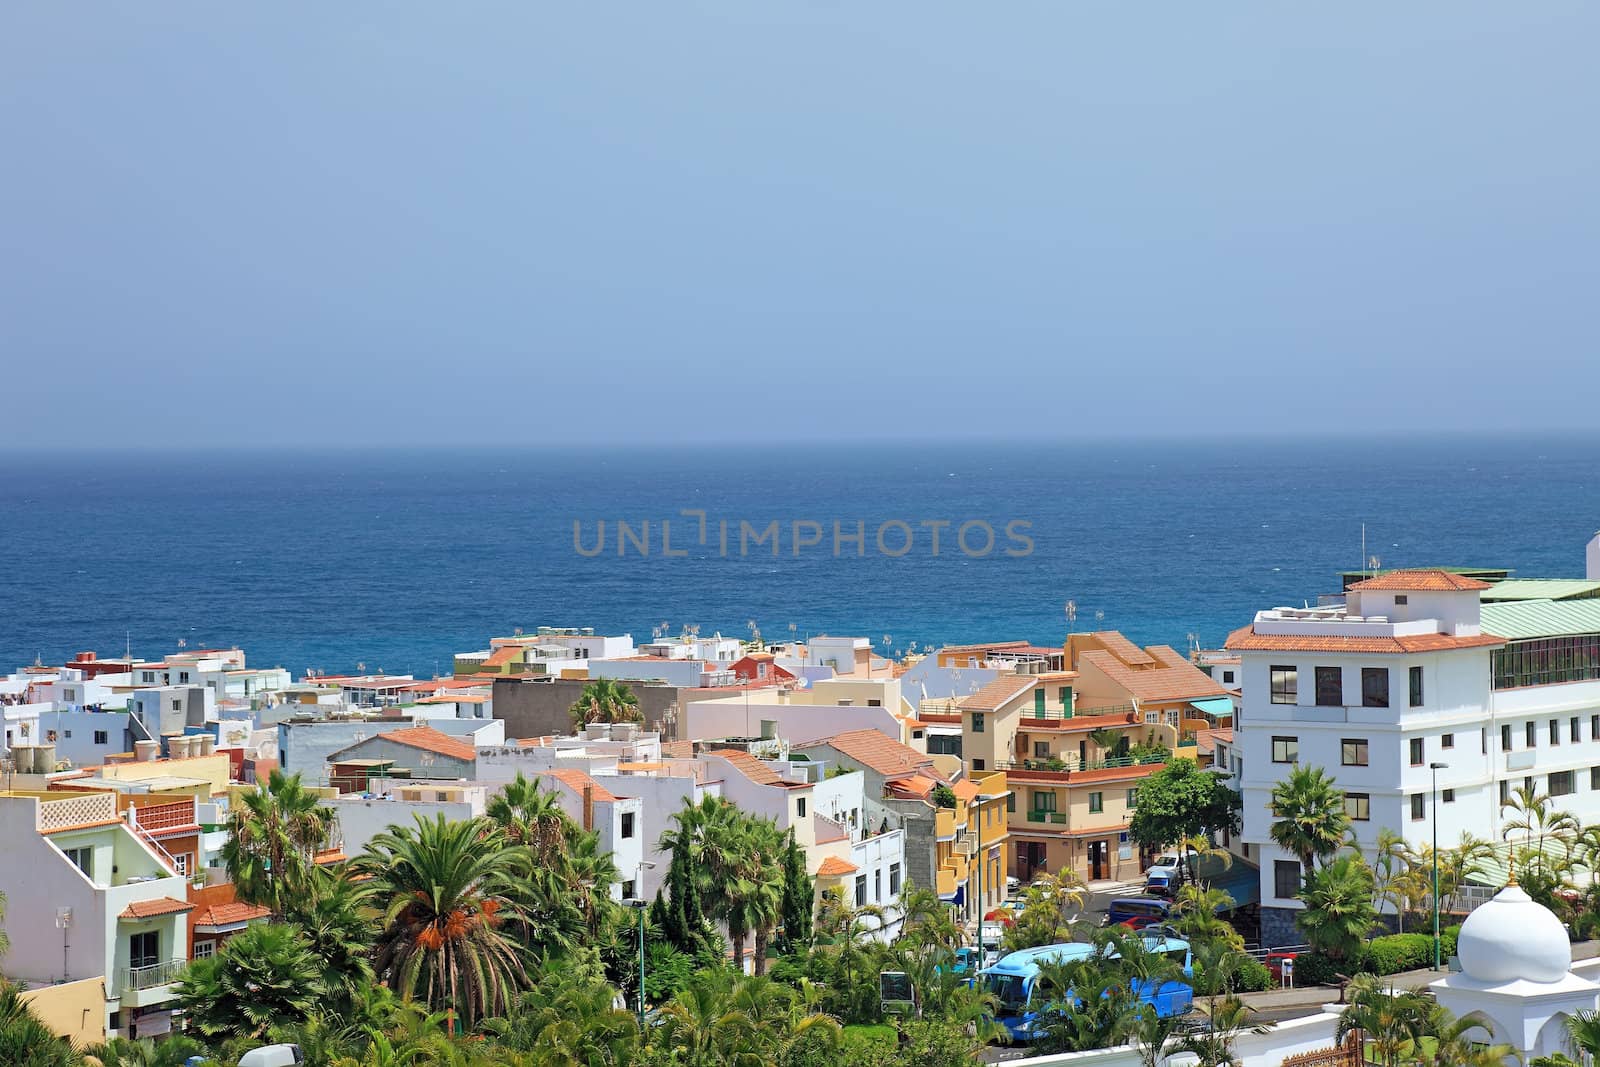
[0,792,192,1040]
[535,768,644,901]
[1229,569,1508,945]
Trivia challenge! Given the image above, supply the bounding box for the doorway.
[1087,840,1108,881]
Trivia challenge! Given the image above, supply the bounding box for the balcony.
[118,959,185,1006]
[1024,810,1068,825]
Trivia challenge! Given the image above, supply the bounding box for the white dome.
[1456,883,1571,984]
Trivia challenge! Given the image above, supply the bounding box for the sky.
[2,3,1597,449]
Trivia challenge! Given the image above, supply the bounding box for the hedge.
[1358,926,1463,977]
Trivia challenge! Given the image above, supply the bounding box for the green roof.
[1481,599,1600,641]
[1479,578,1600,603]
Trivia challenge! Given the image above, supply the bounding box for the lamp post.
[628,860,657,1029]
[1429,761,1449,970]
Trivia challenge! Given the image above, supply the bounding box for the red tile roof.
[1018,710,1139,733]
[886,773,938,800]
[707,749,789,787]
[120,896,195,919]
[1084,631,1156,667]
[804,729,932,779]
[539,768,618,803]
[373,725,477,763]
[193,902,271,929]
[815,856,859,877]
[1225,626,1505,654]
[1348,569,1492,592]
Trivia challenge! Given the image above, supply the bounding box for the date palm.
[358,814,530,1027]
[1371,829,1415,933]
[1269,765,1349,883]
[481,968,639,1066]
[568,678,642,728]
[485,772,575,867]
[222,768,336,915]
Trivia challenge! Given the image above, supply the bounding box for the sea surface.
[2,438,1597,677]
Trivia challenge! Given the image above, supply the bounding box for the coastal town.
[5,535,1600,1065]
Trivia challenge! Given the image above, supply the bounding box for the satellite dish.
[796,678,811,689]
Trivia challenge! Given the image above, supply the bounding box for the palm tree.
[1172,883,1242,950]
[568,679,642,728]
[1337,975,1431,1067]
[83,1035,210,1066]
[652,972,756,1067]
[222,768,336,915]
[729,819,785,975]
[175,921,328,1043]
[1128,1005,1185,1067]
[1423,1003,1518,1067]
[285,865,379,1014]
[1269,765,1350,883]
[0,982,79,1067]
[482,967,639,1066]
[897,882,960,957]
[358,814,531,1027]
[1297,853,1377,964]
[1567,1007,1600,1062]
[1371,828,1415,932]
[1000,870,1086,953]
[1177,993,1267,1067]
[485,772,575,866]
[1439,832,1495,916]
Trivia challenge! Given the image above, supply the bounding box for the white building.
[535,768,644,901]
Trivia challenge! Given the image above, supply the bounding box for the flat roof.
[1481,579,1600,603]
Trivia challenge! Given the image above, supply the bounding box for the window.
[1127,788,1139,808]
[1551,719,1561,745]
[1031,789,1057,813]
[1088,791,1104,814]
[1314,667,1342,707]
[970,713,985,733]
[1341,738,1369,767]
[621,813,635,839]
[854,875,867,907]
[889,862,902,896]
[1502,724,1513,751]
[170,699,182,712]
[875,869,882,901]
[1551,770,1576,797]
[1272,736,1299,764]
[93,730,108,745]
[1222,670,1235,684]
[130,931,160,969]
[1592,767,1600,791]
[1410,794,1425,821]
[1408,738,1424,766]
[1593,715,1599,741]
[1394,595,1409,605]
[193,939,217,960]
[1500,780,1511,805]
[972,758,985,772]
[1345,793,1371,821]
[796,798,807,818]
[1034,690,1046,716]
[1361,668,1389,708]
[63,729,72,738]
[1409,666,1424,707]
[1442,788,1455,803]
[1006,791,1015,812]
[1441,733,1454,749]
[1270,666,1298,704]
[1526,721,1538,748]
[1274,860,1302,898]
[173,853,189,878]
[1573,717,1582,743]
[1033,741,1050,759]
[63,846,92,878]
[178,671,189,683]
[867,698,881,707]
[621,880,636,900]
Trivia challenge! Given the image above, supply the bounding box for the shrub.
[1359,933,1434,976]
[1291,951,1344,986]
[1229,955,1274,992]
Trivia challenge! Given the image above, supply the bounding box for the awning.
[1189,697,1235,719]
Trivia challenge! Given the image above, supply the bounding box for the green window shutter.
[1034,689,1045,716]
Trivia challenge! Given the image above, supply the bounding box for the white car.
[1144,852,1189,878]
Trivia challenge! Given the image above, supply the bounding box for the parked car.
[1265,951,1300,983]
[1105,896,1174,930]
[1144,852,1189,881]
[1144,867,1180,898]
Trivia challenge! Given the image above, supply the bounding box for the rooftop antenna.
[1361,523,1367,579]
[1065,600,1077,635]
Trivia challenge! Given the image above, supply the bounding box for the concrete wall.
[330,795,484,854]
[19,977,107,1048]
[685,696,905,747]
[492,676,682,739]
[277,718,497,785]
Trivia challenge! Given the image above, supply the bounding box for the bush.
[1291,951,1344,986]
[1359,933,1434,976]
[1229,955,1273,993]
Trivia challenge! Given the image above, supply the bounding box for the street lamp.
[628,860,657,1029]
[1429,761,1449,970]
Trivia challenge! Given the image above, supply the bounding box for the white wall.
[330,795,484,855]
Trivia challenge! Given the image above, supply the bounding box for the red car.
[1265,951,1300,982]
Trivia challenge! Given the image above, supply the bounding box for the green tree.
[285,865,379,1016]
[568,679,642,728]
[1000,870,1086,953]
[1297,853,1377,963]
[1423,1002,1518,1067]
[175,921,328,1043]
[358,814,531,1027]
[485,772,576,866]
[1336,975,1431,1067]
[1174,993,1266,1067]
[83,1035,210,1067]
[775,830,814,954]
[1566,1007,1600,1062]
[1370,828,1415,933]
[481,967,639,1066]
[1172,883,1242,950]
[221,768,336,916]
[1127,759,1241,880]
[1269,765,1350,884]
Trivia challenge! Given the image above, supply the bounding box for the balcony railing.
[1025,810,1067,825]
[121,959,185,991]
[37,792,118,833]
[1002,752,1170,774]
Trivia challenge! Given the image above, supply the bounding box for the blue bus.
[980,934,1194,1043]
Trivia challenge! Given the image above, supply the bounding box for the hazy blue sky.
[2,4,1596,448]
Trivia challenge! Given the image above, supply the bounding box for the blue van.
[1105,897,1173,929]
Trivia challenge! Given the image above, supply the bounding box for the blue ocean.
[2,438,1597,676]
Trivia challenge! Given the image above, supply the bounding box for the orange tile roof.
[1077,648,1228,704]
[539,768,619,803]
[660,740,695,759]
[815,856,859,877]
[372,725,477,763]
[482,647,522,668]
[806,729,932,779]
[706,749,787,787]
[1348,569,1492,592]
[1019,710,1139,733]
[120,896,195,919]
[1084,631,1157,667]
[958,675,1038,711]
[950,779,981,802]
[1225,625,1505,654]
[193,902,271,928]
[886,773,938,800]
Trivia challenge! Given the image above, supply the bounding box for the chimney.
[581,783,594,832]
